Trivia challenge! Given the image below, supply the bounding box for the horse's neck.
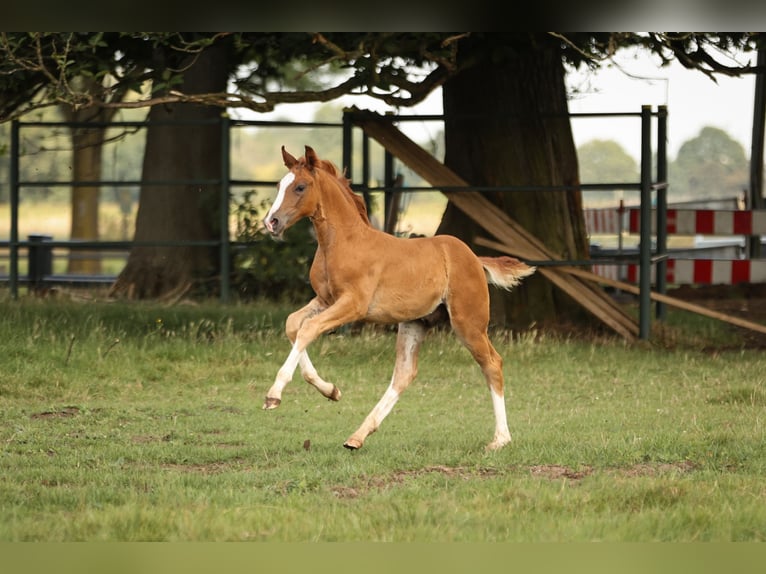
[312,203,368,248]
[312,178,370,248]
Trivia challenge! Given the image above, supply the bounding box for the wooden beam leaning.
[562,266,766,336]
[349,108,639,340]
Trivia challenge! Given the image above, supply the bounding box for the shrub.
[232,190,316,302]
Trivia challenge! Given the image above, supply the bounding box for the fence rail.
[4,107,672,338]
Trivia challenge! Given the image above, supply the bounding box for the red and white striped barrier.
[623,259,766,285]
[628,209,766,236]
[591,263,621,282]
[584,208,623,235]
[584,203,766,285]
[584,206,766,237]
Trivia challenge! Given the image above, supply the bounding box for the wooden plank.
[350,108,638,340]
[561,266,766,336]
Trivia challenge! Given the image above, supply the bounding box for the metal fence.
[2,107,668,338]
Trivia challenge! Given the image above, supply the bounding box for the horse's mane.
[312,158,371,226]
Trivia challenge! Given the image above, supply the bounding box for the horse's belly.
[365,284,443,324]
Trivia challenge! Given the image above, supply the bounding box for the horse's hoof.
[343,438,362,450]
[328,385,342,402]
[485,437,511,451]
[262,397,281,410]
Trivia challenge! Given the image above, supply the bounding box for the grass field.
[1,295,765,542]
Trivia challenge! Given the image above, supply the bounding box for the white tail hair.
[479,256,536,290]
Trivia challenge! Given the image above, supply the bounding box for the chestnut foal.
[263,145,535,450]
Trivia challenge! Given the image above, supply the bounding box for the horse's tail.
[478,256,536,290]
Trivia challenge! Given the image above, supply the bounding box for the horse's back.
[412,234,485,276]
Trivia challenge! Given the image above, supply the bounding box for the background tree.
[670,126,749,202]
[59,78,123,274]
[577,139,640,204]
[108,37,235,299]
[433,34,586,325]
[0,33,142,272]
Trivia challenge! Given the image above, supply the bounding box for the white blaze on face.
[265,172,295,232]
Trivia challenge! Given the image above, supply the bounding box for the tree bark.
[109,44,229,299]
[61,79,117,274]
[67,127,105,273]
[437,37,592,328]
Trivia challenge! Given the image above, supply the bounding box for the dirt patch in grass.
[160,457,247,474]
[393,464,501,480]
[529,464,593,480]
[331,465,500,499]
[330,461,699,499]
[30,406,80,419]
[527,461,697,481]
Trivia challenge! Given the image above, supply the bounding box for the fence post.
[9,120,20,299]
[749,46,765,258]
[342,110,353,183]
[219,115,231,303]
[383,146,394,232]
[27,234,53,293]
[361,132,372,214]
[655,105,668,320]
[639,105,653,340]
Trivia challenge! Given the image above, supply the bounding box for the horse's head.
[263,146,322,239]
[265,145,370,239]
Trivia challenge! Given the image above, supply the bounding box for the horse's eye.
[295,184,306,193]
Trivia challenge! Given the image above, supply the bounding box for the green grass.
[1,296,765,541]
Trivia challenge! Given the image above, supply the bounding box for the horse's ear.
[282,146,298,168]
[304,146,318,171]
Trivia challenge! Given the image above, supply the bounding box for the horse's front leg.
[263,299,339,409]
[263,295,364,410]
[344,321,427,449]
[286,298,342,402]
[261,352,343,409]
[262,343,303,409]
[298,351,342,402]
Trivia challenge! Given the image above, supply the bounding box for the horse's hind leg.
[479,339,512,450]
[450,312,512,451]
[344,321,427,450]
[263,298,341,410]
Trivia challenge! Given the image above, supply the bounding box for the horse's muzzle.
[264,215,284,238]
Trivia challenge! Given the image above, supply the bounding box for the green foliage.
[670,126,749,201]
[1,299,766,541]
[3,33,761,125]
[578,139,639,204]
[578,126,751,205]
[232,190,317,301]
[578,139,639,184]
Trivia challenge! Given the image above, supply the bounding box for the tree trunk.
[437,38,591,328]
[67,128,105,273]
[109,45,229,300]
[61,80,117,274]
